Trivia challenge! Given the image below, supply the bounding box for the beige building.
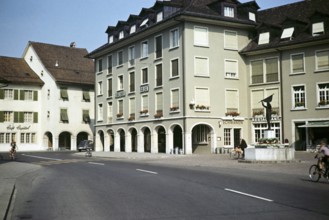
[88,0,329,154]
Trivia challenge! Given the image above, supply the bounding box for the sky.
[0,0,302,58]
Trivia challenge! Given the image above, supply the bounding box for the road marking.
[88,162,105,166]
[22,154,62,161]
[224,188,273,202]
[136,169,158,175]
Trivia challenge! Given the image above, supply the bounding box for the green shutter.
[0,111,4,122]
[19,112,24,123]
[19,90,24,100]
[14,90,19,100]
[33,91,38,101]
[14,112,19,123]
[60,88,68,100]
[33,112,38,123]
[83,90,90,102]
[0,89,4,99]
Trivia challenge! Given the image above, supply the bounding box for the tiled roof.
[241,0,329,53]
[30,42,94,86]
[0,56,43,85]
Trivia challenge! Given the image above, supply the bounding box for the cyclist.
[318,139,329,171]
[9,140,17,160]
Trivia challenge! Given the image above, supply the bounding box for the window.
[225,60,238,78]
[155,92,163,117]
[195,87,210,110]
[170,89,179,111]
[24,90,33,101]
[170,28,179,48]
[316,50,329,71]
[129,98,136,119]
[265,58,279,82]
[281,27,294,40]
[226,89,239,114]
[141,41,148,58]
[60,87,69,101]
[155,63,162,87]
[108,102,113,123]
[193,125,209,144]
[317,83,329,107]
[291,53,305,74]
[292,85,305,109]
[97,59,103,72]
[4,111,13,122]
[141,95,149,114]
[250,58,279,84]
[224,31,237,50]
[117,100,123,117]
[129,72,135,93]
[194,57,209,77]
[224,128,231,146]
[249,12,256,21]
[259,32,270,45]
[82,110,90,123]
[312,22,324,36]
[109,35,113,44]
[97,81,103,96]
[117,51,123,66]
[171,58,179,78]
[194,26,208,46]
[140,18,149,28]
[141,68,148,84]
[128,46,135,67]
[224,6,234,17]
[108,55,113,74]
[83,90,90,102]
[107,78,112,97]
[157,11,163,22]
[4,89,13,100]
[155,35,162,59]
[119,31,124,39]
[98,103,103,121]
[130,25,136,34]
[60,109,69,123]
[118,75,123,90]
[23,112,33,123]
[254,123,280,142]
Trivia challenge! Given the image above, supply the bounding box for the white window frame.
[117,50,123,67]
[154,35,162,59]
[24,112,33,123]
[170,28,179,49]
[97,81,103,96]
[128,46,135,67]
[224,6,234,17]
[317,82,329,107]
[118,75,124,91]
[292,85,306,110]
[194,56,209,77]
[224,30,238,50]
[130,25,136,34]
[258,32,270,45]
[119,30,124,39]
[141,41,148,59]
[157,11,163,22]
[281,27,294,40]
[315,49,329,71]
[141,94,149,114]
[24,90,33,101]
[155,63,163,87]
[312,22,324,36]
[290,53,305,74]
[194,87,210,111]
[141,67,148,85]
[4,89,13,100]
[109,35,113,44]
[98,103,103,121]
[170,88,180,111]
[170,58,179,78]
[225,89,239,114]
[249,12,256,21]
[107,102,113,123]
[194,26,208,47]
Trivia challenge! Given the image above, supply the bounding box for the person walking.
[239,138,248,159]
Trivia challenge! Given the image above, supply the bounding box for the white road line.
[22,154,62,161]
[224,188,273,202]
[136,169,158,175]
[88,162,105,166]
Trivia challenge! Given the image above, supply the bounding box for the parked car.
[78,140,93,152]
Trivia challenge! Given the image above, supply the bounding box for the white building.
[0,42,95,151]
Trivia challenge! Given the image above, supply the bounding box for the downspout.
[182,21,187,154]
[278,49,285,142]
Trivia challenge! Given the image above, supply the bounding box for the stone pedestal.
[264,130,275,139]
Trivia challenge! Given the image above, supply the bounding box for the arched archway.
[107,129,114,152]
[119,129,125,152]
[191,124,212,154]
[44,132,53,150]
[142,127,151,152]
[129,128,138,152]
[97,130,105,151]
[59,131,71,150]
[173,125,183,151]
[77,132,89,147]
[157,126,166,153]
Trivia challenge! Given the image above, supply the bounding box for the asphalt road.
[8,152,329,220]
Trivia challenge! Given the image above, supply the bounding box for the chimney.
[70,42,76,48]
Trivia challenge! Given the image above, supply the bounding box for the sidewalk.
[0,151,316,219]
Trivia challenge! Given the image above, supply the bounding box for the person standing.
[9,140,17,160]
[239,138,247,158]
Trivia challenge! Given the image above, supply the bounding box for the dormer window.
[281,27,294,40]
[157,11,163,22]
[259,32,270,45]
[109,35,113,44]
[140,18,149,28]
[224,6,234,18]
[312,22,324,36]
[130,25,136,34]
[119,31,124,39]
[249,12,256,22]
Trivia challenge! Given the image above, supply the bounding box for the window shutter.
[20,90,24,100]
[195,88,209,106]
[19,112,24,122]
[33,112,38,123]
[14,90,18,100]
[83,90,90,101]
[14,112,19,123]
[194,27,208,46]
[0,111,4,122]
[292,54,304,73]
[61,88,68,100]
[0,89,4,99]
[171,89,179,107]
[252,90,264,109]
[226,90,238,110]
[83,110,90,123]
[317,50,329,70]
[156,93,163,111]
[142,95,148,110]
[33,91,38,101]
[172,59,178,77]
[130,98,135,114]
[195,57,208,76]
[61,109,68,121]
[225,31,237,49]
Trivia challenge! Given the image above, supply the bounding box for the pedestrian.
[9,140,17,160]
[239,138,247,158]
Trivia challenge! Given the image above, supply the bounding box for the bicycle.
[229,147,242,159]
[9,149,16,160]
[308,152,329,182]
[85,148,92,157]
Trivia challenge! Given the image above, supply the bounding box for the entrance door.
[233,129,241,147]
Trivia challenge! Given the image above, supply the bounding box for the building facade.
[88,0,329,154]
[0,42,95,151]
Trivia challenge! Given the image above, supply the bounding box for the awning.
[298,121,329,128]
